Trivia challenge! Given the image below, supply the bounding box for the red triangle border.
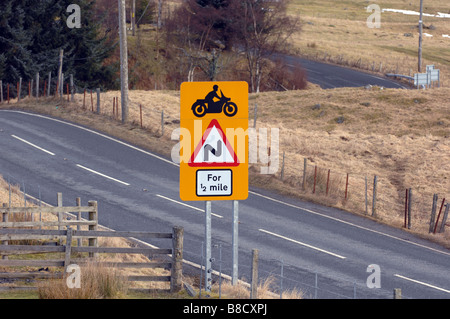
[188,119,240,167]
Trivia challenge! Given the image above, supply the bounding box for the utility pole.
[418,0,424,72]
[158,0,162,29]
[131,0,136,36]
[57,49,64,98]
[118,0,129,123]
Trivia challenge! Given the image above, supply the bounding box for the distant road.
[280,54,408,89]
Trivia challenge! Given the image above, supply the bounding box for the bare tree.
[164,0,299,89]
[231,0,299,92]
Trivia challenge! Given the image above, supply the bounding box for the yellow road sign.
[179,81,248,201]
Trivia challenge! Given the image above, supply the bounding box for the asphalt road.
[0,110,448,299]
[280,54,408,89]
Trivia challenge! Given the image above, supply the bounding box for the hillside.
[2,83,449,247]
[123,0,450,90]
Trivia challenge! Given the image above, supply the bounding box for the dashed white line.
[76,164,130,186]
[259,228,346,259]
[11,135,55,156]
[249,190,450,257]
[156,194,223,218]
[394,274,450,294]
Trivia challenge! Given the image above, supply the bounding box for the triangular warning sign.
[189,119,239,167]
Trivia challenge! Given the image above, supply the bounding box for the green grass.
[0,290,39,299]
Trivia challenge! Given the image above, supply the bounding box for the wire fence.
[263,151,449,237]
[0,169,442,300]
[183,237,412,300]
[0,73,174,139]
[1,72,448,298]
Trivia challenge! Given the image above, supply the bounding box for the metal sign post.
[180,81,248,293]
[205,200,212,293]
[232,200,239,285]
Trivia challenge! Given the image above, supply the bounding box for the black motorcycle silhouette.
[191,90,238,117]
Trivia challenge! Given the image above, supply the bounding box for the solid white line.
[259,228,346,259]
[156,194,223,218]
[76,164,130,186]
[249,190,450,257]
[4,111,446,257]
[11,135,55,156]
[394,274,450,294]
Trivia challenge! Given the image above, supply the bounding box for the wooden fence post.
[326,169,330,196]
[404,189,408,228]
[161,110,164,136]
[60,73,63,98]
[253,103,257,128]
[113,97,116,118]
[1,203,8,260]
[88,201,98,258]
[407,188,412,229]
[434,198,446,234]
[365,176,368,215]
[250,249,259,299]
[372,175,377,217]
[302,158,307,190]
[439,203,449,233]
[36,72,39,99]
[171,226,184,293]
[64,227,73,273]
[344,173,349,201]
[18,78,22,101]
[313,166,317,194]
[76,197,82,247]
[47,72,51,97]
[57,192,63,232]
[429,194,438,233]
[70,74,74,101]
[96,88,100,114]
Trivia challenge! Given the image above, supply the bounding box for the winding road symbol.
[203,140,222,161]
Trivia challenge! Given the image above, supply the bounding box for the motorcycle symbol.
[191,85,238,118]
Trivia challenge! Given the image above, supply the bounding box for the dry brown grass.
[37,260,128,299]
[251,85,449,247]
[287,0,450,85]
[0,81,448,298]
[2,82,448,249]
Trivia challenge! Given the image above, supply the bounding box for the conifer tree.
[0,0,117,89]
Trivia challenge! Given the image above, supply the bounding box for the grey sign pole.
[232,200,239,285]
[205,200,212,292]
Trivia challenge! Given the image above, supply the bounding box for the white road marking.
[394,274,450,294]
[249,191,450,257]
[11,135,55,156]
[259,228,346,259]
[76,164,130,186]
[2,110,176,167]
[3,111,447,257]
[156,194,223,218]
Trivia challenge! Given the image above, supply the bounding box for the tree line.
[0,0,117,90]
[0,0,304,93]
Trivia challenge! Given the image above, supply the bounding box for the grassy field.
[1,81,448,248]
[287,0,450,84]
[0,0,448,298]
